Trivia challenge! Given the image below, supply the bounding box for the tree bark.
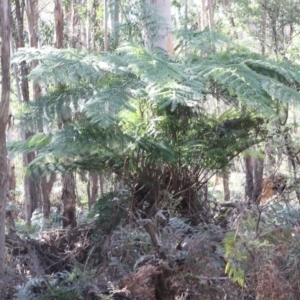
[245,155,255,201]
[6,107,16,203]
[99,172,104,197]
[253,157,264,203]
[144,0,173,55]
[87,172,98,210]
[54,0,64,48]
[223,175,230,202]
[261,0,267,55]
[0,0,11,294]
[41,174,56,219]
[54,3,77,227]
[110,0,120,46]
[62,173,77,228]
[104,0,109,51]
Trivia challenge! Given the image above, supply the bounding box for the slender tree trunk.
[253,157,264,203]
[223,173,230,202]
[54,2,77,227]
[7,107,16,203]
[0,0,11,293]
[87,172,98,210]
[261,0,267,55]
[15,0,35,224]
[200,0,206,30]
[110,0,120,46]
[41,174,56,219]
[222,0,237,39]
[245,155,255,201]
[104,0,109,51]
[26,0,43,218]
[207,0,214,31]
[62,173,77,228]
[99,172,104,197]
[54,0,64,48]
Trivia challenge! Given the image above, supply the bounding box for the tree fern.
[10,35,300,218]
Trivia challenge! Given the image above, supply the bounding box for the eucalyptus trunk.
[41,174,56,219]
[54,0,64,48]
[145,0,173,55]
[15,0,38,224]
[0,0,11,293]
[87,172,98,210]
[62,173,77,228]
[25,0,43,220]
[245,155,255,201]
[109,0,120,46]
[54,3,77,227]
[7,107,16,203]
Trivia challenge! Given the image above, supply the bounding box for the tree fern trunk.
[0,0,11,292]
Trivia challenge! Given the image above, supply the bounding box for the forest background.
[2,0,300,299]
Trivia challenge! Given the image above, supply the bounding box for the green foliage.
[10,34,300,218]
[15,269,99,300]
[88,192,125,234]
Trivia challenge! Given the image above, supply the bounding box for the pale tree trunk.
[104,0,109,51]
[109,0,120,46]
[86,0,91,50]
[99,172,104,197]
[207,0,214,31]
[25,0,42,220]
[223,173,230,202]
[15,0,36,225]
[70,0,80,48]
[26,0,55,222]
[145,0,173,55]
[0,0,11,294]
[141,0,173,250]
[200,0,214,31]
[200,0,206,30]
[87,172,98,210]
[261,0,267,55]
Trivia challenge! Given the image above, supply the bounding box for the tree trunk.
[87,172,98,210]
[54,0,64,48]
[223,174,230,202]
[54,3,77,227]
[144,0,173,55]
[15,0,38,225]
[41,174,56,219]
[0,0,11,293]
[6,107,16,203]
[200,0,206,30]
[104,0,109,51]
[261,0,267,55]
[62,173,77,228]
[253,157,264,203]
[245,155,255,201]
[99,172,104,197]
[109,0,120,46]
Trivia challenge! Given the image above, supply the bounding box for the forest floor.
[6,175,300,299]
